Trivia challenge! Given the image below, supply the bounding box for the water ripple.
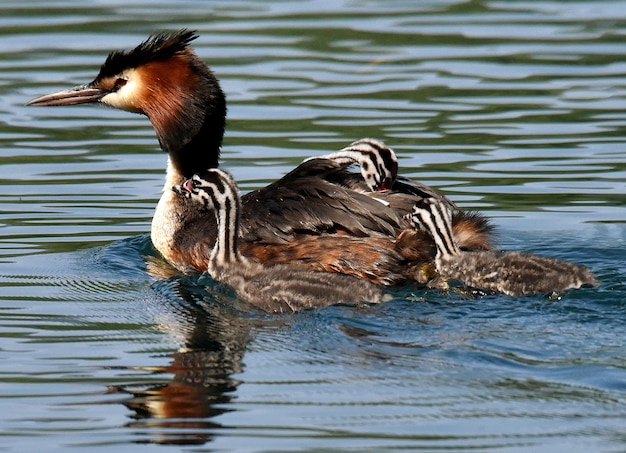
[1,0,625,450]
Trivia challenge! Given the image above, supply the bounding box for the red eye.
[114,78,127,90]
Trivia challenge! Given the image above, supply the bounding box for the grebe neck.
[209,182,244,267]
[409,199,462,265]
[148,68,226,178]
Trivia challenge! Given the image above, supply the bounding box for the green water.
[1,0,625,451]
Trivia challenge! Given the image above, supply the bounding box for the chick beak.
[183,179,195,192]
[378,178,391,191]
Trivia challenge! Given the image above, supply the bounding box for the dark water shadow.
[112,296,249,445]
[99,238,268,445]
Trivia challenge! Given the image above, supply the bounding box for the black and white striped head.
[408,198,461,259]
[172,168,238,212]
[305,138,398,191]
[343,138,398,191]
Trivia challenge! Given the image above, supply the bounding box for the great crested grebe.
[27,30,494,284]
[409,199,596,296]
[173,169,383,312]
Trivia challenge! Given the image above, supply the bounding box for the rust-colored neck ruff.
[138,53,226,178]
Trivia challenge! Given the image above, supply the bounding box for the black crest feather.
[95,30,198,81]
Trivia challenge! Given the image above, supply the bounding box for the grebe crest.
[409,198,596,296]
[173,169,385,313]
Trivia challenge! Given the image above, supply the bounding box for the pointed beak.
[171,179,195,197]
[26,84,108,107]
[183,179,195,192]
[378,178,392,191]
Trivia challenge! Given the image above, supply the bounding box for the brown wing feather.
[239,166,405,243]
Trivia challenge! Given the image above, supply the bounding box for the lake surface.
[1,0,626,451]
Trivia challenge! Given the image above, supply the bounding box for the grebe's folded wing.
[239,175,404,243]
[392,176,458,209]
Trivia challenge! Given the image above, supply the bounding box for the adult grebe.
[409,199,596,296]
[27,30,493,284]
[173,169,384,312]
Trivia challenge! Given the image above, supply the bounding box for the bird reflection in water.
[111,259,256,445]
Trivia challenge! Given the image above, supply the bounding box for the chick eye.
[113,78,128,91]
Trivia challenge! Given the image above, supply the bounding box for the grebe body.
[409,199,596,296]
[27,30,494,284]
[173,169,383,312]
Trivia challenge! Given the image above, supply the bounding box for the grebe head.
[173,168,243,267]
[27,30,226,176]
[303,138,398,191]
[173,169,238,212]
[343,138,398,191]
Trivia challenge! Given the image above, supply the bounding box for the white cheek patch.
[101,78,143,114]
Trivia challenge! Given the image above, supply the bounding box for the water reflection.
[116,271,252,445]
